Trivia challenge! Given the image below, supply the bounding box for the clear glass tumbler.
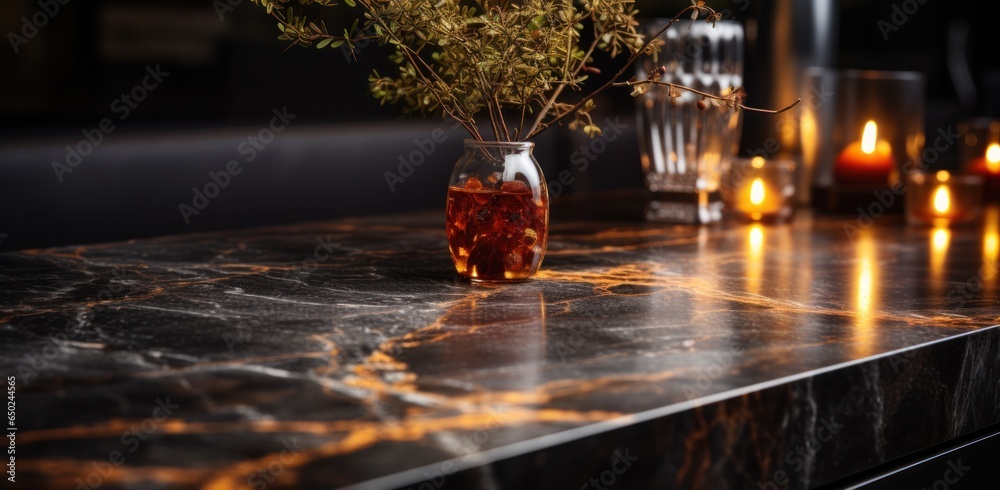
[636,19,744,223]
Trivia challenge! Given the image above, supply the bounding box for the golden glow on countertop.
[930,227,951,299]
[747,224,764,296]
[932,227,950,253]
[853,232,878,357]
[984,207,999,286]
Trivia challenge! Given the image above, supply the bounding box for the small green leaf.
[344,0,356,6]
[316,38,332,49]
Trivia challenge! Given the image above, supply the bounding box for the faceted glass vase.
[446,141,549,282]
[636,19,745,223]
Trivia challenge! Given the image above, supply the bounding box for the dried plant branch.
[247,0,797,142]
[614,80,802,114]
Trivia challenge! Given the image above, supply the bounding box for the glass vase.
[446,141,549,282]
[635,19,744,223]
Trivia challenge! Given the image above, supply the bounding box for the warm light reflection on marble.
[774,226,794,292]
[984,208,999,291]
[931,227,951,298]
[694,226,719,325]
[791,227,815,305]
[854,232,878,357]
[747,224,764,296]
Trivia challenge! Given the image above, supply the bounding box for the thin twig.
[614,80,802,114]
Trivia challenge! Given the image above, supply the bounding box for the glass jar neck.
[463,140,534,161]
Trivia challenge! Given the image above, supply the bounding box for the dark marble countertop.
[2,196,999,489]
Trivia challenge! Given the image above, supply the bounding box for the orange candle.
[967,143,1000,179]
[834,120,894,185]
[905,171,983,226]
[929,171,954,220]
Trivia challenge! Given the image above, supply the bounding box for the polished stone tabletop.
[2,196,998,489]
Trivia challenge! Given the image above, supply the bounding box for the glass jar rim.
[464,139,534,149]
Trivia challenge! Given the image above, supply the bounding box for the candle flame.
[933,185,950,214]
[861,120,878,154]
[987,143,1000,173]
[936,170,950,182]
[749,178,766,206]
[751,156,765,169]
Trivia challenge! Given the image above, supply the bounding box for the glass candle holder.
[723,157,796,222]
[636,19,744,223]
[905,171,983,226]
[959,118,1000,200]
[801,69,924,211]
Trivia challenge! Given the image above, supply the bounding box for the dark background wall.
[1,0,998,250]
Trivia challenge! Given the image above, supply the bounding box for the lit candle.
[931,171,953,217]
[731,157,791,221]
[905,170,983,226]
[967,142,1000,178]
[834,120,894,186]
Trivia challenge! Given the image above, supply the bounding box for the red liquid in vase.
[446,179,548,281]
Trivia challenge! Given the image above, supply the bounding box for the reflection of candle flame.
[931,227,950,299]
[933,227,950,252]
[854,232,877,357]
[985,207,999,284]
[747,225,763,296]
[987,143,1000,173]
[986,234,999,260]
[858,260,873,314]
[861,120,878,154]
[749,225,763,253]
[933,185,951,214]
[936,170,950,182]
[750,178,766,205]
[857,235,875,316]
[751,156,765,169]
[985,234,998,279]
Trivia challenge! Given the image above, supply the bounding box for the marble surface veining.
[1,200,999,489]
